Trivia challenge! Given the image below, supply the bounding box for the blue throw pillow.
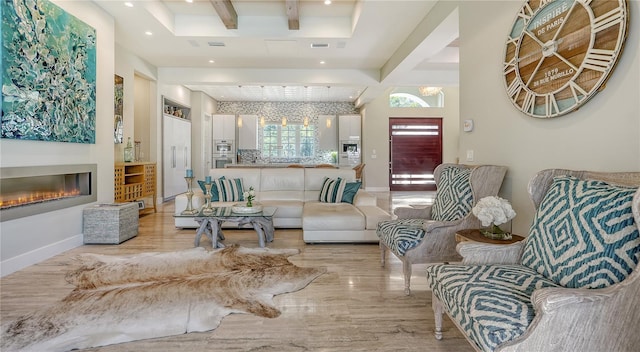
[341,181,361,204]
[197,177,222,201]
[319,177,345,203]
[521,175,639,289]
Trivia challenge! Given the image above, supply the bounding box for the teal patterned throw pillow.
[521,176,639,289]
[319,177,345,203]
[431,167,473,221]
[214,178,245,202]
[197,179,220,201]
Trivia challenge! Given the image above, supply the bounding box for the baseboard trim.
[364,186,390,192]
[1,234,83,277]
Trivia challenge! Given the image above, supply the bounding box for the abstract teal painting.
[1,0,97,143]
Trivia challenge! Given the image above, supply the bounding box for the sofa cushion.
[197,179,220,201]
[341,181,361,204]
[521,175,640,289]
[358,205,391,230]
[214,178,245,202]
[260,200,304,219]
[431,166,473,221]
[376,219,426,256]
[426,264,560,352]
[319,177,346,203]
[303,202,365,231]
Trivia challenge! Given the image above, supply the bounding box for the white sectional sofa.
[174,168,391,243]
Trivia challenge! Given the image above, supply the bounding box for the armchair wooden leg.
[402,261,412,295]
[433,295,443,340]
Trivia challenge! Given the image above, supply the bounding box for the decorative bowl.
[232,203,263,213]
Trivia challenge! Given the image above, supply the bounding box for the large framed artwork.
[1,0,97,143]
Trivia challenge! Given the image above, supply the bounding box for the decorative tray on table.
[231,203,263,213]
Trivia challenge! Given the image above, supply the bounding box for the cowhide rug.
[1,245,326,352]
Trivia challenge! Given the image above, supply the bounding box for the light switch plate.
[463,119,474,132]
[466,150,474,161]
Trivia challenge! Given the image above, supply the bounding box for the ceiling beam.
[286,0,299,30]
[209,0,238,29]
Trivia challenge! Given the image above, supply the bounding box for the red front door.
[389,118,443,191]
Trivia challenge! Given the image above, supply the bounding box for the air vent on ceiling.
[310,43,329,48]
[208,41,226,47]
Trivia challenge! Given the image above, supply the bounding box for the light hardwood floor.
[1,193,473,351]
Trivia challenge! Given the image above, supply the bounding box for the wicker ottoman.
[83,203,138,244]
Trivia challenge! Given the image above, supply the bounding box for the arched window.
[389,87,444,108]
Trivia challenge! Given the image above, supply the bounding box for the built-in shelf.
[163,97,191,120]
[115,162,156,215]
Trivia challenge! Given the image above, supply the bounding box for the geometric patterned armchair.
[377,163,507,295]
[426,169,640,351]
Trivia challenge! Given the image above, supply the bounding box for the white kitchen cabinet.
[338,114,361,141]
[212,114,236,141]
[162,114,191,200]
[238,114,258,150]
[318,115,337,151]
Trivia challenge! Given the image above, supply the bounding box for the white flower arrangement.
[243,186,256,207]
[472,196,516,227]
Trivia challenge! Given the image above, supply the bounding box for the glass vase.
[480,223,512,240]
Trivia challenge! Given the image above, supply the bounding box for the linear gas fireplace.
[0,164,97,222]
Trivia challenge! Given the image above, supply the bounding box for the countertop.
[226,163,353,169]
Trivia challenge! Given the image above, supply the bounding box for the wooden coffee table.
[455,229,525,245]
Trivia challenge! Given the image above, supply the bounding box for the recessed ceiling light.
[144,31,153,36]
[185,0,193,3]
[320,60,326,65]
[124,2,133,8]
[208,59,215,63]
[324,0,332,5]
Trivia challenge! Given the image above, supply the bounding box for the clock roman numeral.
[506,35,518,46]
[545,93,559,117]
[569,81,588,102]
[507,79,524,100]
[582,49,616,72]
[521,91,535,113]
[592,8,625,33]
[504,58,517,75]
[517,4,533,22]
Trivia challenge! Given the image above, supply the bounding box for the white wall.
[360,86,460,191]
[458,1,640,234]
[115,45,158,164]
[190,92,218,180]
[0,1,115,276]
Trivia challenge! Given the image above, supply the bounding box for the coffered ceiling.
[94,0,459,104]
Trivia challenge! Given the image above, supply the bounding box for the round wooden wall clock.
[503,0,629,118]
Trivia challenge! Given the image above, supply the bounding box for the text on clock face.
[533,68,575,88]
[530,2,570,31]
[536,17,564,36]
